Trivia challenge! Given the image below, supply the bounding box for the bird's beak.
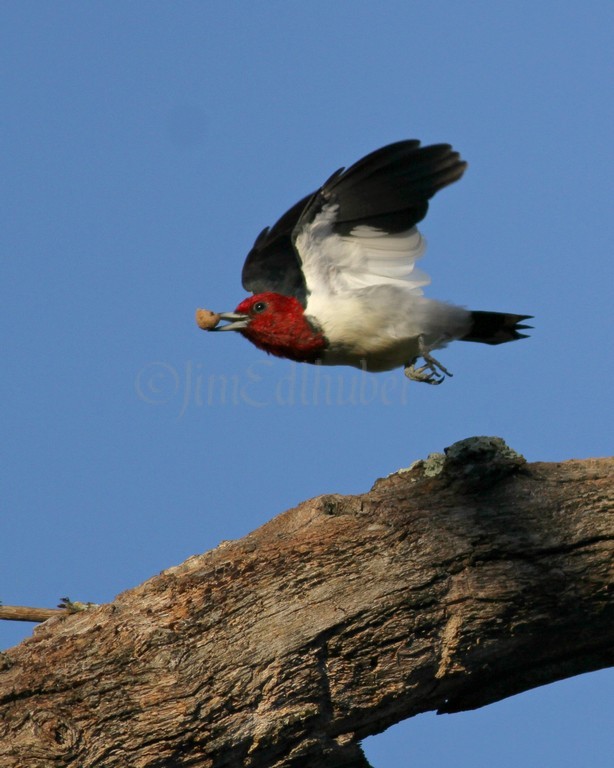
[211,312,249,331]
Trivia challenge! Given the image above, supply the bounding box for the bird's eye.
[253,301,267,314]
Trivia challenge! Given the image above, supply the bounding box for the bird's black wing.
[241,193,313,304]
[242,141,467,305]
[296,140,467,236]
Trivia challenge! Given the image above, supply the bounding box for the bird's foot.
[404,339,453,385]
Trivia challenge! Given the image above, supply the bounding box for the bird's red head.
[232,292,326,362]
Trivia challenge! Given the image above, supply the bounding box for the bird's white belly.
[306,286,471,372]
[320,337,422,372]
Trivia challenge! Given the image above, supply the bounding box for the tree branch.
[0,599,96,623]
[0,606,64,623]
[0,437,612,768]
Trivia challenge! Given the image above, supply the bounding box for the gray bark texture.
[1,437,612,768]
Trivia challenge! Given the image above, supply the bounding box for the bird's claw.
[404,361,446,385]
[404,344,453,385]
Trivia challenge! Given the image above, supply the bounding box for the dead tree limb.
[0,437,612,768]
[0,606,64,623]
[0,600,95,624]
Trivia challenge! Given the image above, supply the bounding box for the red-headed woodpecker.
[200,140,531,384]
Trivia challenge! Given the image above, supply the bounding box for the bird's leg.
[404,336,453,385]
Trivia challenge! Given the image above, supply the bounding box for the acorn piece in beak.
[195,308,221,330]
[195,307,249,332]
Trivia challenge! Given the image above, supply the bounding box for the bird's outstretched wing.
[242,141,466,304]
[294,141,466,299]
[241,194,313,305]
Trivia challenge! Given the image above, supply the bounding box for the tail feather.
[461,311,533,345]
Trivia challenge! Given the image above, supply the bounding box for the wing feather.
[241,140,466,304]
[295,210,429,296]
[241,193,313,302]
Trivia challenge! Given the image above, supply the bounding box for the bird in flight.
[197,140,531,384]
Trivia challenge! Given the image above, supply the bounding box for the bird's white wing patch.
[295,204,430,297]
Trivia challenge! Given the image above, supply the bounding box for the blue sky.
[1,2,612,765]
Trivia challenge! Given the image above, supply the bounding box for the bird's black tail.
[460,311,533,345]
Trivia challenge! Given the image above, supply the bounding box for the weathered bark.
[1,437,612,768]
